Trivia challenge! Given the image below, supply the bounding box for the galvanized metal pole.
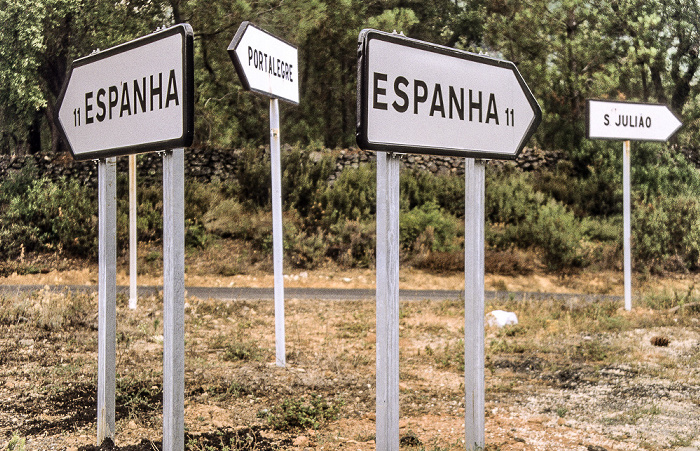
[162,148,185,451]
[623,140,632,311]
[464,158,486,450]
[129,154,138,310]
[97,157,117,445]
[270,98,286,367]
[376,152,400,451]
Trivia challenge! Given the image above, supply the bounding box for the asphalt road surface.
[0,284,622,303]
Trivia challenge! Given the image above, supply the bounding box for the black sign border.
[585,98,683,142]
[227,21,300,106]
[55,24,195,161]
[356,29,542,160]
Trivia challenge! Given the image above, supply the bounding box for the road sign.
[227,21,299,105]
[586,99,682,141]
[356,29,541,159]
[56,24,194,161]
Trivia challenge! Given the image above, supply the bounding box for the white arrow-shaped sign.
[227,22,299,105]
[586,99,682,142]
[55,24,194,160]
[356,29,541,159]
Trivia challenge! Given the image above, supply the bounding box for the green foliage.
[5,433,26,451]
[0,177,95,258]
[633,196,700,271]
[632,143,700,200]
[222,341,264,362]
[0,161,37,205]
[400,202,462,253]
[233,147,271,209]
[400,169,465,218]
[327,219,375,268]
[282,143,337,221]
[0,0,170,152]
[284,221,328,269]
[535,143,622,217]
[262,394,341,431]
[486,170,588,269]
[317,163,375,228]
[202,198,272,249]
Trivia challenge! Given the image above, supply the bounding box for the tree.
[0,0,170,155]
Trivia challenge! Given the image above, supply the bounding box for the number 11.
[505,108,514,127]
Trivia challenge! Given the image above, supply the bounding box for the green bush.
[317,163,375,228]
[262,394,341,431]
[284,221,328,269]
[486,170,587,269]
[0,161,37,208]
[400,201,462,252]
[634,196,700,271]
[282,143,336,220]
[327,219,375,268]
[538,141,624,217]
[5,433,26,451]
[0,177,96,258]
[116,182,163,245]
[234,146,271,209]
[401,168,465,218]
[202,198,272,250]
[533,199,586,269]
[633,143,700,200]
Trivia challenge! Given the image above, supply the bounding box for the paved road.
[0,284,622,303]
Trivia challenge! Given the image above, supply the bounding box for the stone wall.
[0,146,563,187]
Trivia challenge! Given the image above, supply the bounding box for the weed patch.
[261,394,342,431]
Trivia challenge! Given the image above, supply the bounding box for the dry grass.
[0,288,698,450]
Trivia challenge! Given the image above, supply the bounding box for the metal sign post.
[357,28,541,450]
[623,141,632,311]
[464,159,486,449]
[162,148,186,451]
[228,21,299,368]
[270,98,286,367]
[97,157,117,443]
[55,24,194,449]
[129,154,137,310]
[375,152,401,451]
[586,99,683,311]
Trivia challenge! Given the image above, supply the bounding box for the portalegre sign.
[357,29,541,159]
[55,24,194,160]
[586,99,682,141]
[227,21,299,104]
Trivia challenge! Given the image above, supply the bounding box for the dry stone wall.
[0,146,563,188]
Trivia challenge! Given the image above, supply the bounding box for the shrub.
[281,143,336,220]
[202,198,272,250]
[533,199,586,269]
[400,201,462,253]
[634,196,700,271]
[116,181,163,245]
[317,164,375,228]
[284,222,328,269]
[5,433,26,451]
[534,146,622,218]
[401,168,465,218]
[234,146,271,209]
[327,219,375,268]
[486,171,586,269]
[262,394,341,431]
[0,177,96,258]
[0,160,37,208]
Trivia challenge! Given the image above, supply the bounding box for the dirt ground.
[1,263,699,450]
